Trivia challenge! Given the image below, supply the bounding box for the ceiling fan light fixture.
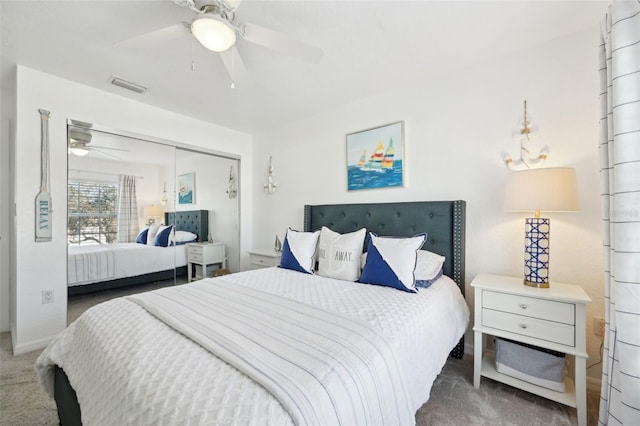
[191,14,236,52]
[69,144,90,156]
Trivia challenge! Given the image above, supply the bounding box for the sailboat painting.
[346,121,404,191]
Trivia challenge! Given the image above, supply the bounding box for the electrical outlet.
[42,290,54,304]
[594,317,606,336]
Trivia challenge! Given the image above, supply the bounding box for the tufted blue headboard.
[304,200,465,291]
[165,210,209,242]
[303,200,466,359]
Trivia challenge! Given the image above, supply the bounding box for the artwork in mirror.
[178,172,196,205]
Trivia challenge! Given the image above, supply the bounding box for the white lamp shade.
[143,205,164,218]
[191,15,236,52]
[504,167,579,213]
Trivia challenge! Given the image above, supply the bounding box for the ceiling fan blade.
[89,148,121,160]
[114,23,189,48]
[91,145,130,152]
[223,0,243,11]
[241,23,323,64]
[219,46,252,88]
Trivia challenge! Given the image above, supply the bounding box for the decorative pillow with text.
[317,227,366,281]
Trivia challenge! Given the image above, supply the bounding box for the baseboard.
[12,333,56,356]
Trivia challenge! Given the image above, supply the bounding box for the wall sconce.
[226,165,237,199]
[264,156,277,194]
[160,181,168,205]
[143,205,165,226]
[503,100,549,170]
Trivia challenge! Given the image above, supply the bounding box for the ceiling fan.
[68,128,129,159]
[116,0,323,88]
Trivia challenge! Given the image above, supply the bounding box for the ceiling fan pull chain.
[230,51,235,89]
[190,36,196,72]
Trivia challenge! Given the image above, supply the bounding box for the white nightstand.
[472,273,591,426]
[187,242,226,282]
[248,248,281,269]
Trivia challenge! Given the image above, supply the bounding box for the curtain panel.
[598,1,640,425]
[117,175,140,243]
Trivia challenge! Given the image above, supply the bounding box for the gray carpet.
[1,280,599,425]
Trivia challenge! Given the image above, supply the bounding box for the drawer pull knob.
[519,304,528,309]
[519,323,528,329]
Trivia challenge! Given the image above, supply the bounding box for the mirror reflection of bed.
[66,123,240,300]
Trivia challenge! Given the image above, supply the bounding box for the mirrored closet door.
[66,122,241,301]
[67,123,178,296]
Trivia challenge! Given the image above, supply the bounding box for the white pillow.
[172,230,198,243]
[415,250,445,281]
[146,224,161,246]
[317,227,366,281]
[279,228,320,274]
[359,233,426,293]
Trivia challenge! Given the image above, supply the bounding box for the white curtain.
[598,2,640,425]
[117,175,139,243]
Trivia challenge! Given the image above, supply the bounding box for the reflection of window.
[68,181,118,245]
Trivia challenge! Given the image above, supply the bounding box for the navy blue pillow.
[359,232,426,293]
[154,225,174,247]
[135,228,149,244]
[278,228,320,274]
[415,269,443,289]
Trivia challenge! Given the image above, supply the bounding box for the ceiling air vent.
[108,76,147,94]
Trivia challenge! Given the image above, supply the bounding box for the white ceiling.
[1,0,608,134]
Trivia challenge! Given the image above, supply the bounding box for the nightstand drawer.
[482,308,575,347]
[483,291,575,325]
[251,255,280,267]
[189,245,204,255]
[188,252,203,262]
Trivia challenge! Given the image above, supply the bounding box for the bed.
[40,200,469,425]
[67,210,208,296]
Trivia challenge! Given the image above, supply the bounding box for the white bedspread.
[67,243,187,287]
[36,267,469,425]
[128,280,413,425]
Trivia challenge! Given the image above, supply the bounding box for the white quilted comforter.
[36,267,469,425]
[67,243,188,287]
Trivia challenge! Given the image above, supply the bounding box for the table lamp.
[143,205,165,226]
[504,167,578,288]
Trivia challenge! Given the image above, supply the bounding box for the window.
[68,181,118,245]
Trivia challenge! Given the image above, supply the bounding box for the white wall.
[10,65,252,354]
[252,28,605,382]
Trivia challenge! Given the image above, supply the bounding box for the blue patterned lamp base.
[524,217,550,288]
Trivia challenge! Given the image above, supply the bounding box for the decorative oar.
[35,109,52,242]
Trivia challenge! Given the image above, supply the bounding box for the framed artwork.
[178,172,195,205]
[346,121,404,191]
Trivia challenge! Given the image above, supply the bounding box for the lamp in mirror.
[143,205,165,226]
[504,167,578,287]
